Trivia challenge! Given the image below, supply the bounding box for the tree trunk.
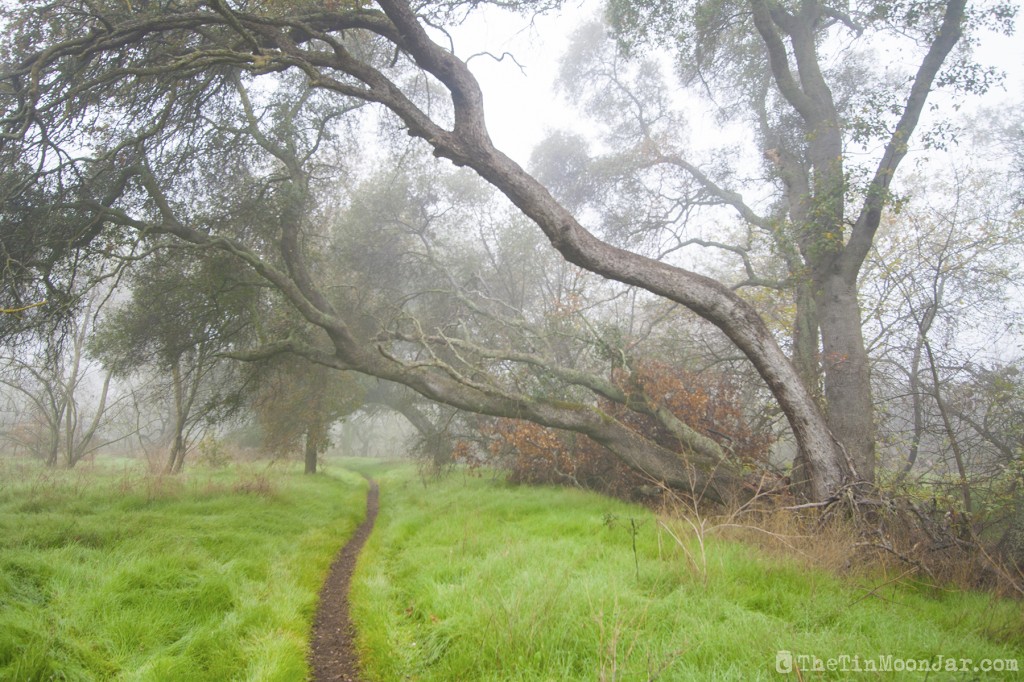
[166,434,186,474]
[788,277,823,496]
[791,281,821,394]
[69,369,112,468]
[45,422,60,468]
[304,428,318,474]
[924,336,972,513]
[899,302,939,481]
[165,360,189,474]
[816,273,875,483]
[900,336,926,480]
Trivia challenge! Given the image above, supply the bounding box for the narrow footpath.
[309,477,379,682]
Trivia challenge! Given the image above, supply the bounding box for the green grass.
[4,457,1021,681]
[350,465,1024,681]
[0,459,368,681]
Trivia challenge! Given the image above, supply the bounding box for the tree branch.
[844,0,968,276]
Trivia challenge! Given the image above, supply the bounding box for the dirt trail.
[310,476,379,682]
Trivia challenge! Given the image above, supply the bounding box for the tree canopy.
[0,0,1018,500]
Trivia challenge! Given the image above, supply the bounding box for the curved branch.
[844,0,968,276]
[748,0,818,121]
[373,0,849,498]
[651,151,769,230]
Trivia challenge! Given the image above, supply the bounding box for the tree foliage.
[0,0,1015,501]
[252,352,365,473]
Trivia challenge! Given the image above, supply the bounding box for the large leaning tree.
[0,0,1002,501]
[544,0,1013,489]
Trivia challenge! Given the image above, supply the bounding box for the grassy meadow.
[0,458,368,681]
[349,462,1024,681]
[2,456,1022,681]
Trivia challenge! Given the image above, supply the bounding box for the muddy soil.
[309,477,379,682]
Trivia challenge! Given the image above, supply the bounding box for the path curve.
[310,476,379,682]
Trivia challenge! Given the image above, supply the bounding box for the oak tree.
[1,0,1007,499]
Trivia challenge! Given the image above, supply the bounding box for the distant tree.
[862,168,1023,510]
[253,351,366,473]
[948,362,1024,565]
[91,246,259,472]
[0,293,123,467]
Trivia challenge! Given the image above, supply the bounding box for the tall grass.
[350,465,1024,681]
[0,458,367,681]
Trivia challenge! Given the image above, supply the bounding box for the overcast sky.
[449,2,602,164]
[446,3,1024,168]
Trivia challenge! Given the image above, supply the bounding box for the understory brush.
[654,480,1024,599]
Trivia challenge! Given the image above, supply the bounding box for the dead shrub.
[488,419,650,499]
[656,480,1024,597]
[487,362,773,502]
[232,472,276,497]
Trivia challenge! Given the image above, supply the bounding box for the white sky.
[447,3,1024,168]
[450,1,602,165]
